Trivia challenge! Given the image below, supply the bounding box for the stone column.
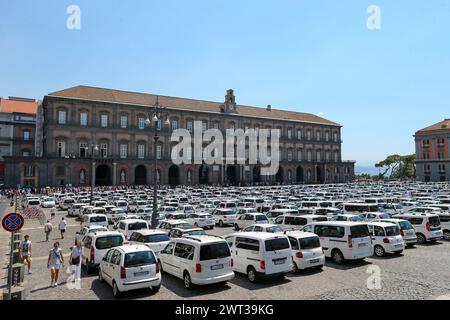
[113,162,117,186]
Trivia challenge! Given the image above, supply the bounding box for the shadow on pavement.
[161,272,232,298]
[230,272,291,291]
[325,258,372,270]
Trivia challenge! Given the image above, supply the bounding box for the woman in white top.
[47,242,64,287]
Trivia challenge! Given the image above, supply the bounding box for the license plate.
[274,259,286,265]
[134,271,149,277]
[310,258,320,264]
[358,243,367,247]
[211,264,224,270]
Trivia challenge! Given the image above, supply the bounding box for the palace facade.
[4,86,355,187]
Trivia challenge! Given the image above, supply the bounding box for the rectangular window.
[326,151,330,162]
[58,110,66,124]
[287,150,293,161]
[120,144,127,159]
[23,131,30,141]
[287,129,292,139]
[100,144,108,158]
[316,131,321,141]
[101,114,108,128]
[316,151,321,162]
[202,121,208,132]
[325,132,330,141]
[307,130,311,140]
[297,150,302,161]
[57,141,66,157]
[138,117,145,130]
[213,122,220,129]
[80,112,88,126]
[137,144,145,159]
[120,115,128,128]
[186,121,193,132]
[307,151,312,162]
[156,145,162,159]
[297,129,302,140]
[156,119,162,131]
[79,143,87,158]
[171,120,178,131]
[333,132,338,142]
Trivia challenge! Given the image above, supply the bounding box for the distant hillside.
[355,165,379,176]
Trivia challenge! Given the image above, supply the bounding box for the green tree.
[376,154,416,180]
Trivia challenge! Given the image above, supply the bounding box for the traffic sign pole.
[6,194,20,300]
[7,231,14,300]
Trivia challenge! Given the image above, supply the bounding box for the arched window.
[79,169,86,184]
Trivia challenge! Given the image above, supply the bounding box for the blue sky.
[1,0,449,168]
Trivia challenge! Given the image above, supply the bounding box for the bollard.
[12,249,21,264]
[8,263,25,286]
[2,286,26,300]
[13,240,21,251]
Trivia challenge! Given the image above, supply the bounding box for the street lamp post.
[91,144,99,204]
[146,99,169,229]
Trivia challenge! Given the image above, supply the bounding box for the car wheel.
[219,220,224,227]
[113,282,121,298]
[152,284,161,292]
[374,245,385,257]
[183,272,193,290]
[331,249,344,264]
[194,223,198,227]
[247,266,257,283]
[444,231,450,241]
[234,224,240,231]
[292,262,299,273]
[416,233,426,244]
[98,270,104,283]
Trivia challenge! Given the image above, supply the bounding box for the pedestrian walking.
[69,240,83,282]
[47,242,64,287]
[59,217,67,239]
[19,235,32,274]
[44,220,53,242]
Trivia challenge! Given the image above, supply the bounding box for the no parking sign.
[2,213,25,232]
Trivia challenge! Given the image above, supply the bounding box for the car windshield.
[429,216,440,227]
[176,223,192,229]
[350,225,370,238]
[199,242,231,261]
[299,236,321,249]
[266,226,283,233]
[124,251,156,268]
[256,215,268,221]
[129,222,148,230]
[95,236,123,250]
[265,238,290,251]
[28,201,40,205]
[143,234,170,243]
[350,216,363,222]
[397,220,413,230]
[385,226,400,236]
[90,216,106,222]
[186,229,206,236]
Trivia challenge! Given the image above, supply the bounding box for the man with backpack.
[44,220,53,242]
